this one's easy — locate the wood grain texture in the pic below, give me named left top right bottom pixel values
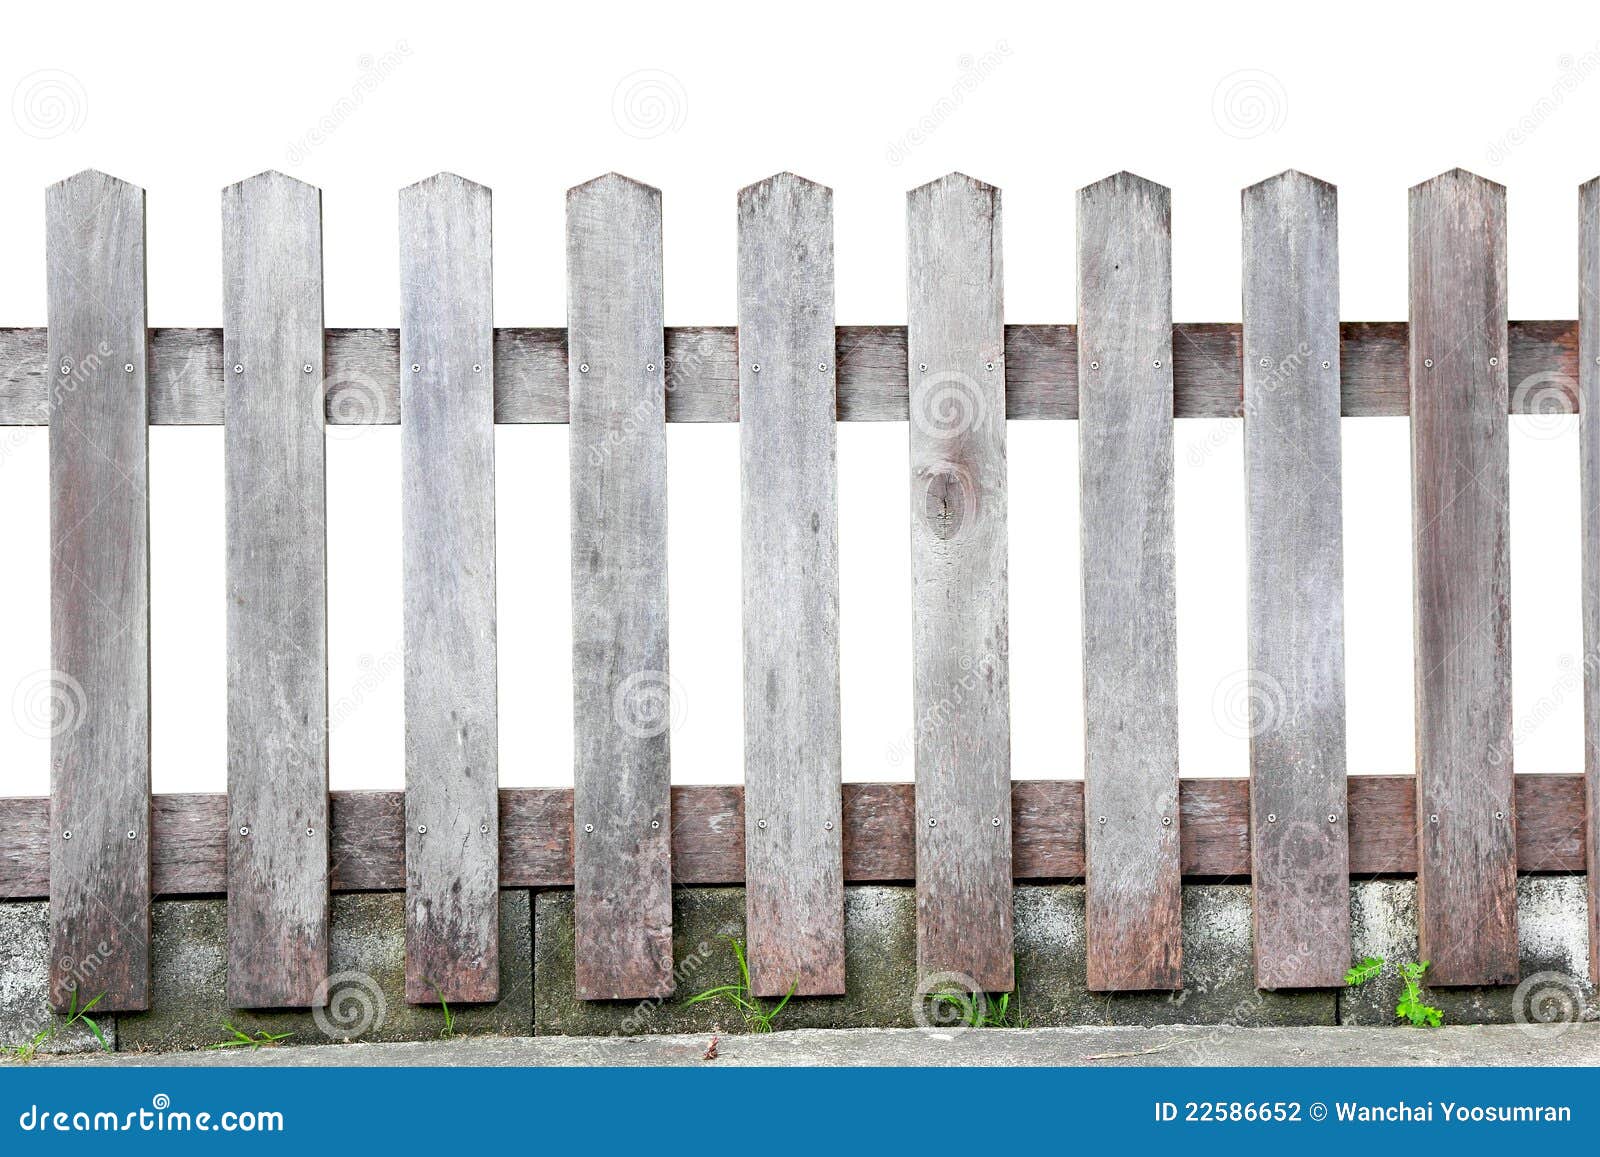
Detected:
left=567, top=174, right=674, bottom=1000
left=0, top=320, right=1581, bottom=425
left=1581, top=176, right=1600, bottom=984
left=222, top=171, right=330, bottom=1008
left=1241, top=171, right=1351, bottom=989
left=738, top=174, right=845, bottom=996
left=1410, top=169, right=1518, bottom=987
left=1077, top=172, right=1182, bottom=992
left=45, top=170, right=151, bottom=1012
left=0, top=774, right=1588, bottom=899
left=398, top=174, right=499, bottom=1004
left=906, top=174, right=1013, bottom=992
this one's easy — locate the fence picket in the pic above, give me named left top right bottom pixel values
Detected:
left=738, top=173, right=845, bottom=996
left=1241, top=172, right=1352, bottom=988
left=1078, top=172, right=1182, bottom=992
left=1579, top=175, right=1600, bottom=984
left=399, top=173, right=500, bottom=1004
left=222, top=171, right=330, bottom=1008
left=906, top=173, right=1013, bottom=992
left=568, top=174, right=674, bottom=1000
left=1409, top=168, right=1517, bottom=987
left=46, top=169, right=151, bottom=1012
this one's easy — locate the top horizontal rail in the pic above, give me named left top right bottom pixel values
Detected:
left=0, top=320, right=1578, bottom=425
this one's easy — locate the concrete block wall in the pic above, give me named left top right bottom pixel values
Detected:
left=2, top=880, right=1594, bottom=1054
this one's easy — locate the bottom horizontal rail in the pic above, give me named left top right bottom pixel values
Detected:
left=0, top=775, right=1584, bottom=900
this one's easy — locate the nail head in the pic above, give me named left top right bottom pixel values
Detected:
left=239, top=826, right=249, bottom=836
left=123, top=363, right=134, bottom=373
left=233, top=363, right=243, bottom=374
left=584, top=823, right=594, bottom=833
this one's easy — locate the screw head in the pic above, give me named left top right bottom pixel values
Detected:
left=417, top=824, right=427, bottom=834
left=1424, top=358, right=1434, bottom=369
left=123, top=363, right=134, bottom=373
left=59, top=361, right=71, bottom=375
left=480, top=824, right=490, bottom=834
left=472, top=363, right=483, bottom=373
left=1097, top=815, right=1107, bottom=825
left=1489, top=356, right=1499, bottom=367
left=928, top=818, right=937, bottom=827
left=1321, top=360, right=1331, bottom=370
left=579, top=362, right=590, bottom=374
left=918, top=362, right=928, bottom=372
left=1153, top=359, right=1162, bottom=369
left=1161, top=816, right=1172, bottom=827
left=992, top=816, right=1001, bottom=827
left=306, top=827, right=314, bottom=836
left=646, top=362, right=656, bottom=373
left=303, top=363, right=314, bottom=373
left=1494, top=810, right=1505, bottom=820
left=584, top=823, right=594, bottom=833
left=751, top=363, right=761, bottom=373
left=1429, top=813, right=1439, bottom=824
left=1267, top=813, right=1278, bottom=823
left=818, top=362, right=828, bottom=372
left=233, top=363, right=243, bottom=374
left=1328, top=813, right=1339, bottom=823
left=1258, top=357, right=1270, bottom=368
left=411, top=363, right=421, bottom=373
left=239, top=825, right=249, bottom=836
left=127, top=829, right=136, bottom=839
left=984, top=360, right=995, bottom=371
left=1090, top=360, right=1101, bottom=371
left=650, top=820, right=660, bottom=829
left=62, top=830, right=71, bottom=840
left=757, top=819, right=767, bottom=830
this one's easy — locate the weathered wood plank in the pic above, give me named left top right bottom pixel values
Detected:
left=1078, top=172, right=1182, bottom=992
left=1581, top=175, right=1600, bottom=984
left=906, top=173, right=1013, bottom=992
left=568, top=173, right=674, bottom=1000
left=45, top=169, right=151, bottom=1012
left=0, top=320, right=1581, bottom=425
left=0, top=775, right=1588, bottom=899
left=1410, top=168, right=1518, bottom=987
left=399, top=173, right=499, bottom=1004
left=1242, top=171, right=1351, bottom=989
left=222, top=171, right=330, bottom=1008
left=738, top=173, right=845, bottom=996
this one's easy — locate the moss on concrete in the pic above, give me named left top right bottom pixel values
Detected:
left=115, top=892, right=532, bottom=1052
left=1342, top=877, right=1597, bottom=1029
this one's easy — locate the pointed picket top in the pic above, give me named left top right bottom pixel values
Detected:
left=48, top=167, right=143, bottom=196
left=402, top=170, right=491, bottom=197
left=1079, top=170, right=1168, bottom=200
left=223, top=169, right=319, bottom=200
left=908, top=170, right=998, bottom=201
left=567, top=171, right=661, bottom=203
left=1409, top=166, right=1504, bottom=197
left=1244, top=168, right=1335, bottom=198
left=738, top=170, right=831, bottom=204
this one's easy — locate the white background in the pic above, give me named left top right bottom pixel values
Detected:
left=0, top=0, right=1592, bottom=796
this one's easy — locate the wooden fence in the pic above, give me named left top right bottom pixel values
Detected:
left=0, top=165, right=1597, bottom=1013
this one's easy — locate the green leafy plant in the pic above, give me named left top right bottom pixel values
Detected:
left=1342, top=954, right=1443, bottom=1028
left=423, top=978, right=457, bottom=1040
left=685, top=938, right=795, bottom=1033
left=210, top=1022, right=293, bottom=1050
left=6, top=990, right=110, bottom=1062
left=1343, top=956, right=1384, bottom=986
left=1396, top=960, right=1443, bottom=1028
left=927, top=987, right=1027, bottom=1028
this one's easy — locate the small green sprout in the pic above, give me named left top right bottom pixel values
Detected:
left=6, top=990, right=110, bottom=1063
left=210, top=1022, right=293, bottom=1050
left=685, top=938, right=795, bottom=1033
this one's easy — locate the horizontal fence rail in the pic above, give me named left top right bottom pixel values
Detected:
left=0, top=320, right=1582, bottom=424
left=7, top=166, right=1600, bottom=1015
